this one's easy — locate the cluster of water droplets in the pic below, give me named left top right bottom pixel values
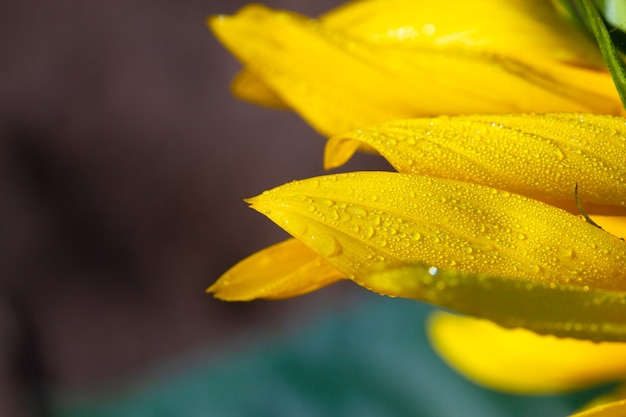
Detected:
left=252, top=171, right=626, bottom=294
left=336, top=113, right=626, bottom=206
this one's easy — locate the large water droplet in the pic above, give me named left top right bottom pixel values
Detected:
left=558, top=247, right=575, bottom=260
left=362, top=225, right=375, bottom=239
left=314, top=234, right=342, bottom=257
left=552, top=146, right=565, bottom=161
left=350, top=207, right=368, bottom=218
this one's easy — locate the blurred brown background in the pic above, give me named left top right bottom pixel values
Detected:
left=0, top=0, right=391, bottom=415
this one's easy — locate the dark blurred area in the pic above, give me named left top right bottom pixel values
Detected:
left=0, top=0, right=388, bottom=415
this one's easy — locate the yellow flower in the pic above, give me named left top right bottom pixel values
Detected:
left=208, top=113, right=626, bottom=415
left=209, top=0, right=622, bottom=136
left=208, top=1, right=626, bottom=414
left=210, top=111, right=626, bottom=329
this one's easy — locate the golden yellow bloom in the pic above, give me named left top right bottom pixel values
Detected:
left=209, top=0, right=622, bottom=136
left=210, top=113, right=626, bottom=343
left=209, top=1, right=626, bottom=413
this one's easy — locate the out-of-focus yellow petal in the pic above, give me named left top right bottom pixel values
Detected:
left=246, top=172, right=626, bottom=341
left=208, top=238, right=345, bottom=301
left=570, top=400, right=626, bottom=417
left=427, top=311, right=626, bottom=393
left=233, top=0, right=607, bottom=104
left=230, top=70, right=287, bottom=109
left=326, top=113, right=626, bottom=207
left=320, top=0, right=604, bottom=65
left=209, top=4, right=622, bottom=136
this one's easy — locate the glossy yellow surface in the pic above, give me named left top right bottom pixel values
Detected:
left=245, top=172, right=626, bottom=289
left=326, top=113, right=626, bottom=207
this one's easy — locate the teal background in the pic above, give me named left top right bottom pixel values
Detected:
left=51, top=294, right=610, bottom=417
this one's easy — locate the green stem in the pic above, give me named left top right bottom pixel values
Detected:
left=574, top=0, right=626, bottom=109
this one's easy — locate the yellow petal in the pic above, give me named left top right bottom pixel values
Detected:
left=428, top=311, right=626, bottom=393
left=570, top=400, right=626, bottom=417
left=319, top=0, right=604, bottom=66
left=208, top=238, right=345, bottom=301
left=232, top=0, right=607, bottom=105
left=209, top=5, right=622, bottom=136
left=592, top=215, right=626, bottom=239
left=247, top=172, right=626, bottom=290
left=326, top=113, right=626, bottom=207
left=230, top=70, right=287, bottom=109
left=247, top=172, right=626, bottom=341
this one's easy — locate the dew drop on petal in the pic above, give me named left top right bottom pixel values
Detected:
left=362, top=225, right=375, bottom=239
left=314, top=233, right=342, bottom=257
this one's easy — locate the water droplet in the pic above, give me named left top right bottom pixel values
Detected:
left=422, top=23, right=435, bottom=36
left=558, top=247, right=575, bottom=259
left=552, top=147, right=565, bottom=161
left=350, top=207, right=367, bottom=218
left=362, top=225, right=375, bottom=239
left=516, top=233, right=527, bottom=240
left=429, top=266, right=439, bottom=275
left=409, top=230, right=422, bottom=241
left=313, top=234, right=342, bottom=257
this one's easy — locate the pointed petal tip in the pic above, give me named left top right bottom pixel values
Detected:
left=243, top=195, right=262, bottom=207
left=206, top=277, right=226, bottom=296
left=206, top=14, right=229, bottom=32
left=324, top=134, right=361, bottom=170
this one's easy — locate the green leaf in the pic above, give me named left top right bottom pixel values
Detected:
left=574, top=0, right=626, bottom=108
